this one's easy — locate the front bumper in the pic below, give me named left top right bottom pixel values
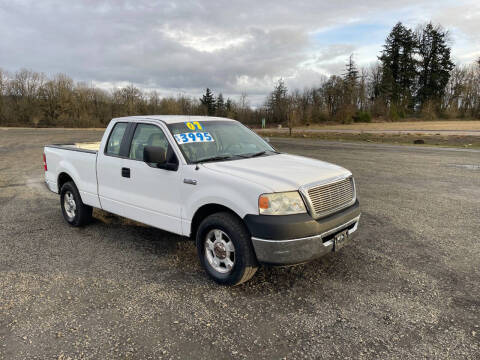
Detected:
left=244, top=201, right=360, bottom=265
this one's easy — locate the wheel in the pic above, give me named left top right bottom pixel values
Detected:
left=60, top=181, right=93, bottom=227
left=196, top=212, right=258, bottom=285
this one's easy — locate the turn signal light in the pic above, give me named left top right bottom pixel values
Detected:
left=258, top=195, right=269, bottom=209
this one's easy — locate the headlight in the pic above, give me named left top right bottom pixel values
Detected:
left=258, top=191, right=306, bottom=215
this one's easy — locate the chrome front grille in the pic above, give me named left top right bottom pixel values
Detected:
left=301, top=176, right=356, bottom=219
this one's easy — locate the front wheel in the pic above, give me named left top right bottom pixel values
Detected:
left=60, top=181, right=92, bottom=227
left=196, top=212, right=258, bottom=285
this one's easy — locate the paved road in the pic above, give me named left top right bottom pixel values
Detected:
left=1, top=129, right=479, bottom=359
left=257, top=128, right=480, bottom=136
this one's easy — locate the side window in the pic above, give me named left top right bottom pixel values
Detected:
left=106, top=122, right=128, bottom=156
left=129, top=124, right=169, bottom=161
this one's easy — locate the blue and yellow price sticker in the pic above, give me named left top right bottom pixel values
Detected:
left=185, top=121, right=203, bottom=131
left=174, top=132, right=214, bottom=144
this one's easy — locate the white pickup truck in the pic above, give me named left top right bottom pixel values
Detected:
left=44, top=116, right=360, bottom=285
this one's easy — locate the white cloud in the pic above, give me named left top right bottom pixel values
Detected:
left=159, top=26, right=251, bottom=53
left=0, top=0, right=478, bottom=105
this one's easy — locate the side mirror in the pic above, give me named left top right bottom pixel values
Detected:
left=144, top=145, right=178, bottom=171
left=144, top=145, right=166, bottom=164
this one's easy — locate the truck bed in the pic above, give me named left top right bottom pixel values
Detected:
left=44, top=142, right=100, bottom=207
left=46, top=142, right=101, bottom=153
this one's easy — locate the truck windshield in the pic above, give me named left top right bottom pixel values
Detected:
left=167, top=120, right=277, bottom=164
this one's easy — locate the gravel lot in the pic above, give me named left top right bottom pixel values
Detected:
left=1, top=128, right=479, bottom=359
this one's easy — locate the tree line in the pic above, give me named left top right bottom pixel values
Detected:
left=262, top=23, right=480, bottom=127
left=0, top=22, right=479, bottom=128
left=0, top=70, right=249, bottom=127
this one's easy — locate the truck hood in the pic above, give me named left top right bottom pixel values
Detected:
left=202, top=153, right=350, bottom=192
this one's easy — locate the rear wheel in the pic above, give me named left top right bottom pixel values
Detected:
left=60, top=181, right=92, bottom=227
left=196, top=212, right=258, bottom=285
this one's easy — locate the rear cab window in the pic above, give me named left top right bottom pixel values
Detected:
left=105, top=122, right=128, bottom=156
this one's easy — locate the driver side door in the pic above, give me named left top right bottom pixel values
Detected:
left=120, top=122, right=183, bottom=235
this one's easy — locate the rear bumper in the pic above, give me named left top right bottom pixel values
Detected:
left=45, top=179, right=58, bottom=193
left=244, top=201, right=360, bottom=265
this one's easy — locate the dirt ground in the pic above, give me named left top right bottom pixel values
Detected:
left=0, top=128, right=479, bottom=359
left=289, top=120, right=480, bottom=131
left=258, top=131, right=480, bottom=149
left=258, top=120, right=480, bottom=148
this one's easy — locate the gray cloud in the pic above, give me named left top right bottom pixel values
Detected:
left=0, top=0, right=478, bottom=104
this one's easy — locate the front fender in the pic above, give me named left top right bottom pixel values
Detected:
left=185, top=182, right=258, bottom=221
left=181, top=165, right=272, bottom=236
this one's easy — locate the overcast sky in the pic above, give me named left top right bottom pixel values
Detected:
left=0, top=0, right=479, bottom=105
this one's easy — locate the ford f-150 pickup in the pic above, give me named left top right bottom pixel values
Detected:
left=44, top=115, right=360, bottom=285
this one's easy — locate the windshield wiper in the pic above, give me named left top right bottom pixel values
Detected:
left=193, top=155, right=237, bottom=164
left=194, top=150, right=279, bottom=163
left=244, top=150, right=279, bottom=158
left=248, top=151, right=266, bottom=158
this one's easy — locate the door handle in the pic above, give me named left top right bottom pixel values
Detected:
left=121, top=167, right=130, bottom=178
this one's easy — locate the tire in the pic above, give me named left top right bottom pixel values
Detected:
left=196, top=212, right=258, bottom=285
left=60, top=181, right=93, bottom=227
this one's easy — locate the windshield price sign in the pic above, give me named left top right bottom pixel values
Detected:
left=174, top=132, right=214, bottom=144
left=185, top=121, right=203, bottom=130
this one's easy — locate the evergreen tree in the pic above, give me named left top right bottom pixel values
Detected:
left=225, top=98, right=233, bottom=112
left=266, top=79, right=289, bottom=123
left=200, top=88, right=216, bottom=116
left=416, top=23, right=454, bottom=107
left=343, top=54, right=359, bottom=84
left=379, top=22, right=417, bottom=114
left=216, top=93, right=225, bottom=116
left=343, top=54, right=359, bottom=109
